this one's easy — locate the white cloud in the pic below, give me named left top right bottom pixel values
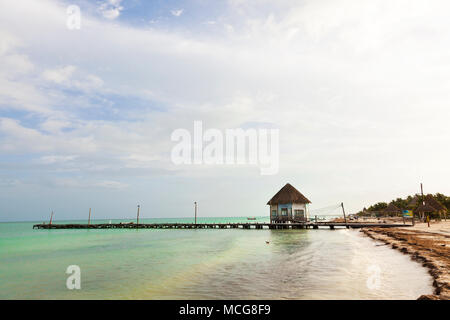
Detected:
left=38, top=155, right=79, bottom=164
left=0, top=30, right=50, bottom=115
left=99, top=0, right=123, bottom=20
left=1, top=50, right=34, bottom=75
left=52, top=178, right=128, bottom=189
left=42, top=65, right=76, bottom=84
left=41, top=65, right=104, bottom=91
left=122, top=154, right=158, bottom=168
left=94, top=180, right=128, bottom=189
left=0, top=117, right=97, bottom=154
left=171, top=9, right=184, bottom=17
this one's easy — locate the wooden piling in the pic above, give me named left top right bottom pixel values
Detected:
left=136, top=205, right=140, bottom=225
left=341, top=202, right=347, bottom=226
left=194, top=202, right=197, bottom=224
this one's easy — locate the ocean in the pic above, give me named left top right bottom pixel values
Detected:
left=0, top=217, right=433, bottom=299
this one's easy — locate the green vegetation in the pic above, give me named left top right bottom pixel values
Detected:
left=357, top=193, right=450, bottom=218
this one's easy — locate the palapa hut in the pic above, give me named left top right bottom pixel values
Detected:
left=267, top=183, right=311, bottom=223
left=383, top=203, right=402, bottom=216
left=408, top=194, right=447, bottom=220
left=407, top=195, right=420, bottom=209
left=414, top=203, right=436, bottom=220
left=424, top=195, right=448, bottom=220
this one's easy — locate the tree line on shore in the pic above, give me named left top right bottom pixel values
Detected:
left=357, top=193, right=449, bottom=218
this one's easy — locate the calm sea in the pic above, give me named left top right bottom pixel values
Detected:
left=0, top=217, right=433, bottom=299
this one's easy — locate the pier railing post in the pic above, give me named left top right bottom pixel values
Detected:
left=194, top=202, right=197, bottom=225
left=137, top=205, right=140, bottom=226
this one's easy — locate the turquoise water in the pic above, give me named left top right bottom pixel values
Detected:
left=0, top=217, right=433, bottom=299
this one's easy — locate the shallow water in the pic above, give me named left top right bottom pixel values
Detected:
left=0, top=217, right=434, bottom=299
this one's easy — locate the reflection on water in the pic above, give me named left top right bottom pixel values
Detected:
left=0, top=220, right=433, bottom=299
left=177, top=229, right=433, bottom=300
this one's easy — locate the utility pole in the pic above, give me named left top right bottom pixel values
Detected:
left=194, top=202, right=197, bottom=224
left=421, top=183, right=425, bottom=204
left=341, top=202, right=347, bottom=227
left=136, top=205, right=140, bottom=225
left=88, top=208, right=91, bottom=225
left=421, top=183, right=425, bottom=221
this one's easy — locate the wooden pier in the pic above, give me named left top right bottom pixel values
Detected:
left=32, top=222, right=410, bottom=230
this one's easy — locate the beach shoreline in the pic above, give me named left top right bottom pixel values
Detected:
left=361, top=221, right=450, bottom=300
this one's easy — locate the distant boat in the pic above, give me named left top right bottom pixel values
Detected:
left=247, top=217, right=256, bottom=220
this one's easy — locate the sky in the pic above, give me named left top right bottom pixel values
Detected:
left=0, top=0, right=449, bottom=222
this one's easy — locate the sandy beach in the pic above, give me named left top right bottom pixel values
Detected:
left=362, top=220, right=450, bottom=300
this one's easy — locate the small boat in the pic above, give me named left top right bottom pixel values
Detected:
left=247, top=217, right=256, bottom=220
left=265, top=241, right=270, bottom=244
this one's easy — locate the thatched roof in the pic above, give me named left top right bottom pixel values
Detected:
left=424, top=195, right=447, bottom=212
left=384, top=203, right=402, bottom=214
left=267, top=183, right=311, bottom=205
left=415, top=203, right=436, bottom=213
left=407, top=195, right=420, bottom=208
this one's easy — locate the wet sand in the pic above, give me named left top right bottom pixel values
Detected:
left=362, top=221, right=450, bottom=300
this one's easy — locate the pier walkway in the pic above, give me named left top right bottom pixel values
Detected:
left=33, top=222, right=411, bottom=230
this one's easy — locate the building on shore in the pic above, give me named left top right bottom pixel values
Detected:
left=408, top=194, right=447, bottom=220
left=424, top=195, right=448, bottom=220
left=267, top=183, right=311, bottom=223
left=383, top=203, right=402, bottom=217
left=407, top=195, right=421, bottom=209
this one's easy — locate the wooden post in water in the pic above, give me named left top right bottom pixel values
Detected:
left=88, top=208, right=91, bottom=225
left=194, top=202, right=197, bottom=224
left=49, top=211, right=54, bottom=225
left=341, top=202, right=347, bottom=226
left=136, top=205, right=140, bottom=225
